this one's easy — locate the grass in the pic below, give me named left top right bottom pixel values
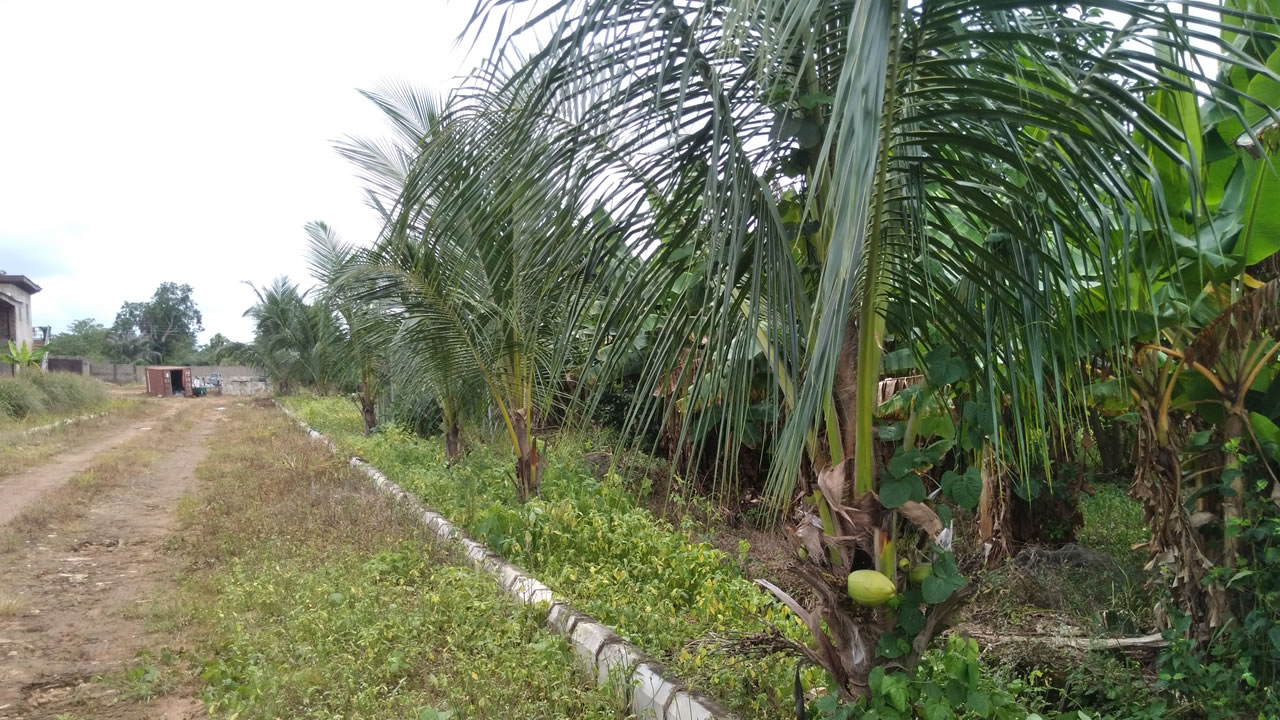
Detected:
left=152, top=403, right=627, bottom=719
left=0, top=396, right=147, bottom=478
left=1079, top=482, right=1148, bottom=560
left=101, top=649, right=181, bottom=701
left=0, top=371, right=109, bottom=421
left=958, top=478, right=1157, bottom=702
left=286, top=395, right=809, bottom=717
left=0, top=591, right=21, bottom=616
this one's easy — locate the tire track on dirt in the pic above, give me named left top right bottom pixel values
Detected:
left=0, top=401, right=182, bottom=526
left=0, top=401, right=220, bottom=719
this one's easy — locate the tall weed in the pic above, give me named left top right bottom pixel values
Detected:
left=0, top=372, right=107, bottom=420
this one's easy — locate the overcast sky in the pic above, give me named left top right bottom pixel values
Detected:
left=0, top=1, right=479, bottom=343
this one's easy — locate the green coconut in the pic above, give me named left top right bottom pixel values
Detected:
left=909, top=562, right=934, bottom=585
left=846, top=569, right=896, bottom=607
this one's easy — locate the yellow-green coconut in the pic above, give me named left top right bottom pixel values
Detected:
left=846, top=569, right=896, bottom=607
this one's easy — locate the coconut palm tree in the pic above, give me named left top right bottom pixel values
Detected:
left=105, top=331, right=159, bottom=366
left=306, top=220, right=394, bottom=435
left=454, top=0, right=1276, bottom=489
left=342, top=84, right=608, bottom=490
left=243, top=277, right=342, bottom=394
left=434, top=0, right=1280, bottom=697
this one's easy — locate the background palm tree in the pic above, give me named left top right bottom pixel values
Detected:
left=307, top=220, right=393, bottom=435
left=343, top=84, right=608, bottom=493
left=242, top=277, right=342, bottom=395
left=105, top=331, right=159, bottom=366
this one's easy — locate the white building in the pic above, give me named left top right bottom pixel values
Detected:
left=0, top=274, right=42, bottom=377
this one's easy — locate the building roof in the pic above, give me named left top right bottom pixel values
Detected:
left=145, top=365, right=192, bottom=370
left=0, top=275, right=41, bottom=294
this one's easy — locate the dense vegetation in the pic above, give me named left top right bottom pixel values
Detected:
left=0, top=371, right=107, bottom=422
left=251, top=2, right=1280, bottom=718
left=289, top=395, right=810, bottom=715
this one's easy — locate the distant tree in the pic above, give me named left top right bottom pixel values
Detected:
left=105, top=331, right=159, bottom=365
left=243, top=277, right=341, bottom=394
left=113, top=283, right=203, bottom=363
left=49, top=318, right=110, bottom=360
left=192, top=333, right=253, bottom=364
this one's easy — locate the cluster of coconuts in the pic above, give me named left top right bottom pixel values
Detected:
left=845, top=560, right=933, bottom=607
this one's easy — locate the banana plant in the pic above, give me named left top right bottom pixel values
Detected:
left=1, top=340, right=46, bottom=372
left=1083, top=0, right=1280, bottom=646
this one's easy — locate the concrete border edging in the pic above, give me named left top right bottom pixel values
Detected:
left=275, top=402, right=737, bottom=720
left=21, top=410, right=113, bottom=435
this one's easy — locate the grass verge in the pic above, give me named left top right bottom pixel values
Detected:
left=286, top=395, right=807, bottom=717
left=153, top=403, right=626, bottom=719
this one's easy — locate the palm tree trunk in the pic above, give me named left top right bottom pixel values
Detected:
left=445, top=421, right=461, bottom=462
left=358, top=374, right=378, bottom=435
left=359, top=394, right=377, bottom=435
left=512, top=408, right=539, bottom=502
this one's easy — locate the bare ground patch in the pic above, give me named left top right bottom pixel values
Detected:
left=0, top=398, right=168, bottom=523
left=0, top=401, right=216, bottom=720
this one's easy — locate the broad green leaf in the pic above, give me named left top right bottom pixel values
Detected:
left=942, top=467, right=983, bottom=510
left=898, top=600, right=925, bottom=635
left=1243, top=47, right=1280, bottom=127
left=923, top=700, right=951, bottom=720
left=887, top=447, right=927, bottom=478
left=916, top=412, right=956, bottom=441
left=924, top=345, right=967, bottom=387
left=967, top=689, right=992, bottom=718
left=935, top=504, right=953, bottom=527
left=1232, top=157, right=1280, bottom=265
left=922, top=575, right=957, bottom=604
left=880, top=474, right=924, bottom=509
left=1249, top=412, right=1280, bottom=462
left=869, top=665, right=887, bottom=693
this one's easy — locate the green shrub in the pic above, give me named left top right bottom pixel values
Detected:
left=1149, top=452, right=1280, bottom=719
left=811, top=636, right=1043, bottom=720
left=1078, top=484, right=1147, bottom=561
left=26, top=372, right=107, bottom=414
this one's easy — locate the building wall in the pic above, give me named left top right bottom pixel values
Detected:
left=87, top=362, right=138, bottom=384
left=222, top=377, right=271, bottom=395
left=0, top=283, right=35, bottom=351
left=85, top=362, right=265, bottom=386
left=0, top=299, right=12, bottom=378
left=46, top=356, right=89, bottom=375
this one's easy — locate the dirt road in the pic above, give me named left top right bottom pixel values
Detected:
left=0, top=400, right=218, bottom=719
left=0, top=402, right=183, bottom=526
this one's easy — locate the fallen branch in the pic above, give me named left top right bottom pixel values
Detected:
left=966, top=630, right=1166, bottom=652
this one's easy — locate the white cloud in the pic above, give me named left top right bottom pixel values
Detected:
left=0, top=0, right=477, bottom=342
